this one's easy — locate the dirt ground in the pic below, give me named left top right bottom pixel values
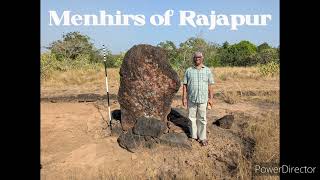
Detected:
left=41, top=68, right=279, bottom=179
left=41, top=95, right=278, bottom=179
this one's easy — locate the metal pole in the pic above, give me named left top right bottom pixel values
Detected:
left=103, top=45, right=112, bottom=126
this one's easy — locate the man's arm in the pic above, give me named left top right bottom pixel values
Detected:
left=182, top=84, right=188, bottom=107
left=208, top=68, right=214, bottom=107
left=182, top=69, right=189, bottom=108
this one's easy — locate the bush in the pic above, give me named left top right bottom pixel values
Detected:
left=258, top=61, right=279, bottom=77
left=41, top=52, right=60, bottom=79
left=108, top=52, right=125, bottom=68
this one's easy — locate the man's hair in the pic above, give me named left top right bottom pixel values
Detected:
left=193, top=52, right=203, bottom=58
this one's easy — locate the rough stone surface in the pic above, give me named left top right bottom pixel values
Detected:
left=118, top=44, right=181, bottom=130
left=214, top=115, right=234, bottom=129
left=144, top=137, right=158, bottom=149
left=159, top=132, right=191, bottom=149
left=167, top=121, right=185, bottom=133
left=117, top=130, right=145, bottom=152
left=110, top=120, right=123, bottom=136
left=169, top=117, right=190, bottom=134
left=167, top=108, right=191, bottom=136
left=132, top=117, right=167, bottom=137
left=168, top=108, right=188, bottom=119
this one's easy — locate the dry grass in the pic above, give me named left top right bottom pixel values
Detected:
left=42, top=66, right=278, bottom=87
left=42, top=68, right=120, bottom=87
left=213, top=66, right=278, bottom=81
left=238, top=111, right=280, bottom=180
left=249, top=112, right=280, bottom=163
left=41, top=66, right=279, bottom=97
left=41, top=68, right=121, bottom=97
left=220, top=88, right=240, bottom=104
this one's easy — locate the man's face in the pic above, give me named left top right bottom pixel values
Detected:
left=193, top=56, right=203, bottom=66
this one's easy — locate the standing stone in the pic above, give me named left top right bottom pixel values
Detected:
left=118, top=44, right=181, bottom=131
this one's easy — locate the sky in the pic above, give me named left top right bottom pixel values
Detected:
left=41, top=0, right=279, bottom=54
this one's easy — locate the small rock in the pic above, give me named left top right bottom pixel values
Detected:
left=214, top=115, right=234, bottom=129
left=159, top=132, right=191, bottom=149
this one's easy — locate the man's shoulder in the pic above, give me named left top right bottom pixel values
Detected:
left=185, top=67, right=193, bottom=72
left=203, top=66, right=212, bottom=72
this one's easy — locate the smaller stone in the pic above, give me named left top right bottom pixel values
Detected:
left=214, top=115, right=234, bottom=129
left=117, top=130, right=145, bottom=152
left=132, top=117, right=167, bottom=137
left=159, top=132, right=191, bottom=149
left=110, top=120, right=123, bottom=136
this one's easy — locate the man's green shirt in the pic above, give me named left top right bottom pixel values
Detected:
left=183, top=65, right=214, bottom=104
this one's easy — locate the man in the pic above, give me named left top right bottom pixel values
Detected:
left=182, top=52, right=214, bottom=146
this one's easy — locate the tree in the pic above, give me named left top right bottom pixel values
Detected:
left=178, top=37, right=219, bottom=68
left=220, top=40, right=258, bottom=66
left=222, top=41, right=229, bottom=49
left=47, top=31, right=104, bottom=63
left=257, top=42, right=271, bottom=52
left=158, top=41, right=178, bottom=66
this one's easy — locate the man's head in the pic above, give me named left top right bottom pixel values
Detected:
left=193, top=51, right=204, bottom=66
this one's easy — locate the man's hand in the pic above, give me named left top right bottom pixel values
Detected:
left=182, top=98, right=188, bottom=108
left=182, top=84, right=188, bottom=108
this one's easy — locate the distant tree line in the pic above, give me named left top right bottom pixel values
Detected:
left=41, top=31, right=279, bottom=78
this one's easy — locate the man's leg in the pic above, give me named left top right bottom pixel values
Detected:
left=198, top=102, right=207, bottom=141
left=196, top=105, right=201, bottom=139
left=188, top=101, right=198, bottom=139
